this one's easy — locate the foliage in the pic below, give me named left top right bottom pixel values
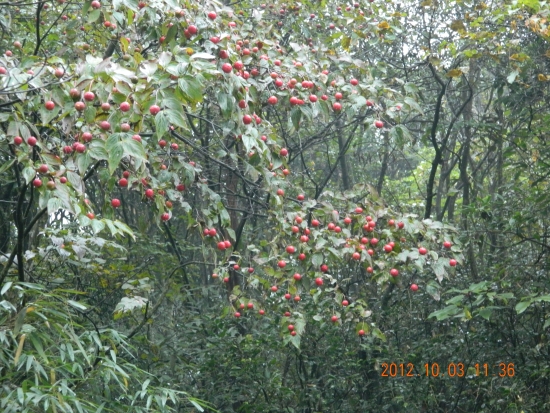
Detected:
left=1, top=0, right=550, bottom=411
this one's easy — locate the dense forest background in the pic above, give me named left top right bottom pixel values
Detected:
left=1, top=0, right=550, bottom=412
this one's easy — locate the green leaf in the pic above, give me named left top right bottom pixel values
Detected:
left=155, top=112, right=170, bottom=138
left=0, top=159, right=15, bottom=175
left=291, top=108, right=302, bottom=130
left=428, top=305, right=461, bottom=320
left=165, top=24, right=178, bottom=44
left=88, top=9, right=101, bottom=23
left=515, top=300, right=532, bottom=314
left=218, top=92, right=233, bottom=119
left=178, top=76, right=203, bottom=103
left=121, top=138, right=146, bottom=160
left=68, top=300, right=87, bottom=311
left=404, top=97, right=424, bottom=115
left=372, top=327, right=386, bottom=342
left=311, top=253, right=323, bottom=268
left=106, top=135, right=124, bottom=175
left=22, top=166, right=36, bottom=185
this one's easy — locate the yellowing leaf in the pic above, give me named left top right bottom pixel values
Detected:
left=420, top=0, right=432, bottom=6
left=377, top=21, right=390, bottom=29
left=537, top=74, right=547, bottom=81
left=450, top=20, right=466, bottom=32
left=341, top=36, right=351, bottom=51
left=26, top=306, right=35, bottom=313
left=446, top=69, right=463, bottom=78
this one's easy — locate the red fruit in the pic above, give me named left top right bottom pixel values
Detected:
left=132, top=134, right=142, bottom=142
left=298, top=253, right=306, bottom=260
left=279, top=148, right=288, bottom=157
left=320, top=264, right=328, bottom=273
left=149, top=105, right=161, bottom=115
left=224, top=240, right=231, bottom=248
left=300, top=235, right=308, bottom=243
left=390, top=268, right=399, bottom=277
left=74, top=102, right=85, bottom=111
left=259, top=309, right=265, bottom=315
left=327, top=223, right=335, bottom=231
left=344, top=217, right=352, bottom=225
left=388, top=219, right=395, bottom=226
left=332, top=102, right=342, bottom=111
left=158, top=140, right=167, bottom=148
left=161, top=213, right=170, bottom=221
left=176, top=184, right=185, bottom=191
left=358, top=330, right=365, bottom=336
left=335, top=92, right=343, bottom=100
left=352, top=252, right=361, bottom=260
left=355, top=207, right=363, bottom=214
left=111, top=199, right=121, bottom=208
left=288, top=324, right=294, bottom=331
left=315, top=277, right=323, bottom=286
left=188, top=25, right=198, bottom=35
left=449, top=259, right=457, bottom=267
left=45, top=101, right=55, bottom=110
left=367, top=249, right=374, bottom=256
left=60, top=177, right=67, bottom=184
left=350, top=78, right=359, bottom=86
left=0, top=67, right=6, bottom=75
left=268, top=96, right=278, bottom=105
left=207, top=11, right=217, bottom=20
left=342, top=300, right=349, bottom=306
left=120, top=101, right=130, bottom=112
left=86, top=212, right=95, bottom=220
left=293, top=273, right=301, bottom=281
left=233, top=61, right=244, bottom=70
left=384, top=244, right=393, bottom=253
left=83, top=91, right=95, bottom=101
left=331, top=315, right=338, bottom=322
left=119, top=178, right=128, bottom=187
left=418, top=247, right=427, bottom=255
left=248, top=267, right=254, bottom=273
left=81, top=132, right=93, bottom=142
left=277, top=260, right=286, bottom=268
left=99, top=121, right=110, bottom=130
left=366, top=266, right=373, bottom=273
left=210, top=36, right=220, bottom=44
left=410, top=284, right=419, bottom=292
left=91, top=0, right=100, bottom=8
left=223, top=277, right=230, bottom=283
left=37, top=164, right=48, bottom=174
left=222, top=63, right=232, bottom=73
left=397, top=222, right=405, bottom=229
left=145, top=189, right=154, bottom=198
left=75, top=143, right=86, bottom=153
left=361, top=237, right=369, bottom=244
left=13, top=136, right=23, bottom=145
left=211, top=273, right=218, bottom=279
left=243, top=115, right=252, bottom=125
left=284, top=293, right=291, bottom=300
left=370, top=238, right=378, bottom=246
left=286, top=246, right=296, bottom=254
left=290, top=331, right=297, bottom=336
left=233, top=264, right=240, bottom=270
left=321, top=94, right=328, bottom=101
left=101, top=102, right=111, bottom=111
left=234, top=312, right=241, bottom=318
left=312, top=219, right=320, bottom=227
left=217, top=242, right=226, bottom=250
left=294, top=295, right=300, bottom=302
left=366, top=100, right=374, bottom=107
left=276, top=188, right=284, bottom=196
left=238, top=100, right=247, bottom=109
left=443, top=241, right=452, bottom=249
left=32, top=178, right=42, bottom=188
left=271, top=286, right=278, bottom=292
left=219, top=50, right=229, bottom=59
left=297, top=194, right=305, bottom=201
left=375, top=120, right=384, bottom=128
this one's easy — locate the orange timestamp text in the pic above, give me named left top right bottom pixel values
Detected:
left=380, top=362, right=515, bottom=378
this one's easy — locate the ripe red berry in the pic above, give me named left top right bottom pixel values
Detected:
left=410, top=284, right=419, bottom=292
left=32, top=178, right=42, bottom=188
left=83, top=91, right=95, bottom=101
left=443, top=241, right=452, bottom=249
left=293, top=273, right=301, bottom=281
left=120, top=101, right=130, bottom=112
left=390, top=268, right=399, bottom=277
left=111, top=199, right=121, bottom=208
left=315, top=277, right=323, bottom=286
left=342, top=300, right=349, bottom=306
left=358, top=329, right=365, bottom=336
left=45, top=101, right=55, bottom=110
left=161, top=213, right=170, bottom=221
left=149, top=105, right=160, bottom=115
left=418, top=247, right=427, bottom=255
left=449, top=259, right=457, bottom=267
